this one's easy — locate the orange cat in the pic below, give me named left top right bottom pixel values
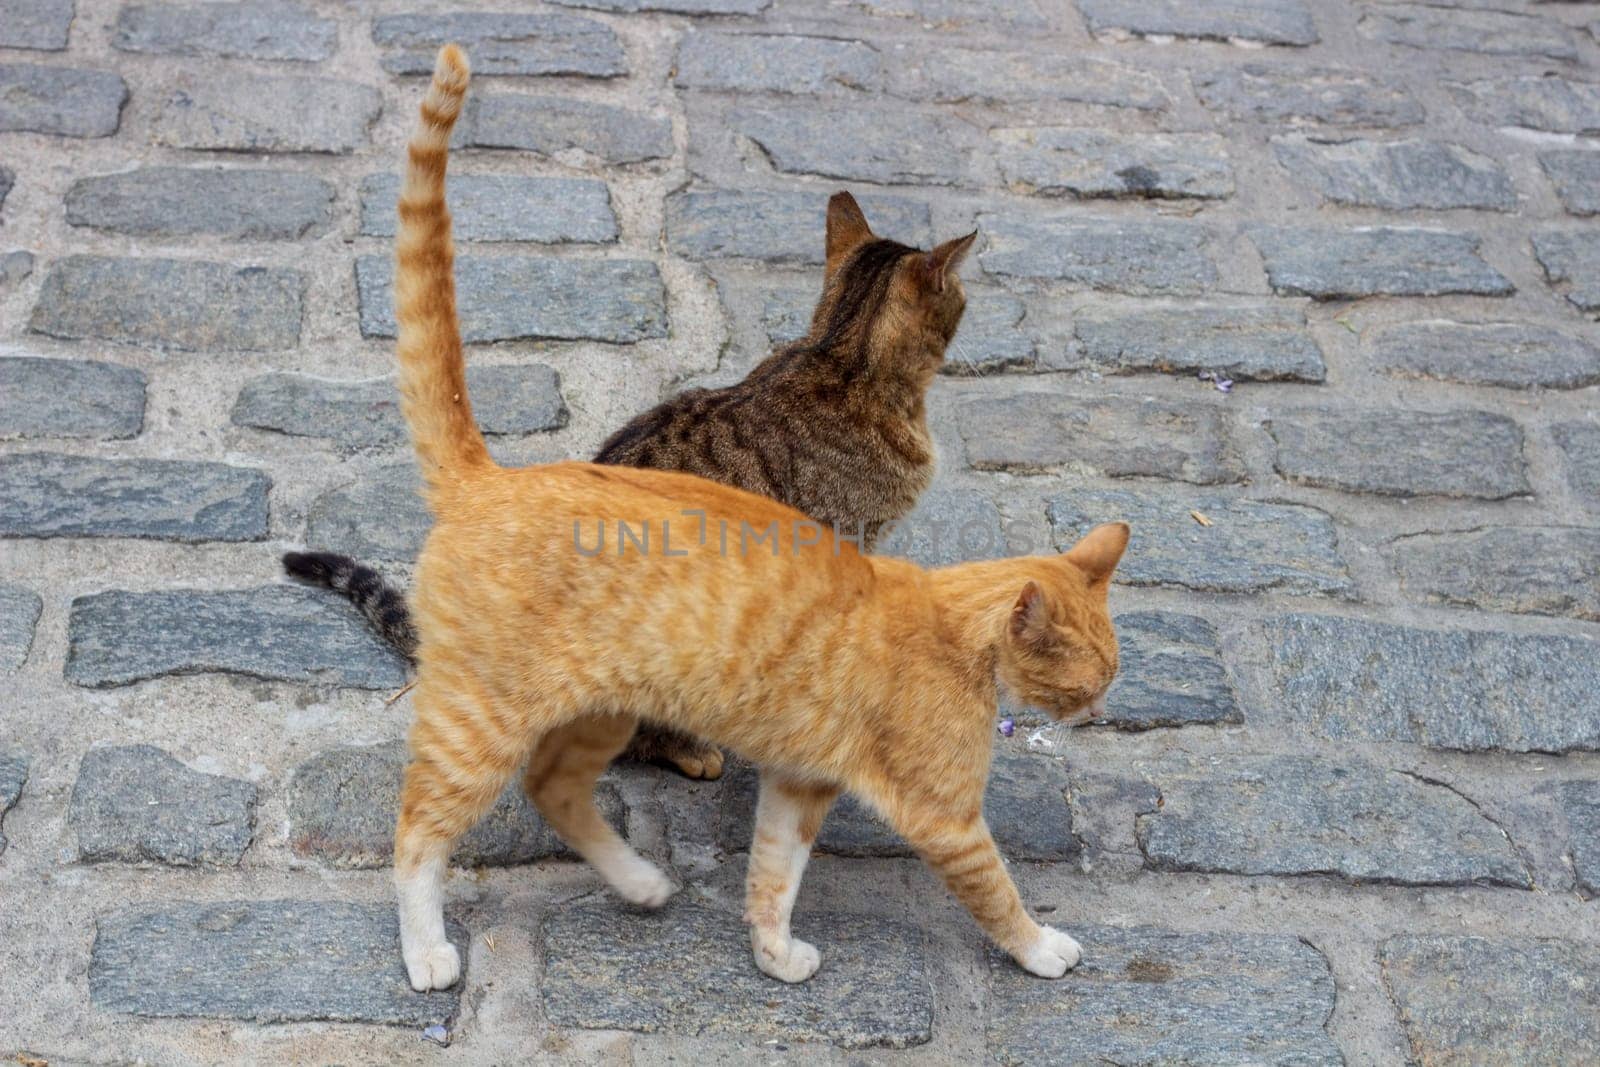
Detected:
left=389, top=47, right=1127, bottom=991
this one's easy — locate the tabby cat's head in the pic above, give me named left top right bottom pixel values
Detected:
left=805, top=191, right=977, bottom=375
left=996, top=523, right=1129, bottom=726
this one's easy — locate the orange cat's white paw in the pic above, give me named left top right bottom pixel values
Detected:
left=614, top=857, right=676, bottom=909
left=1018, top=926, right=1082, bottom=979
left=404, top=941, right=461, bottom=992
left=753, top=935, right=821, bottom=983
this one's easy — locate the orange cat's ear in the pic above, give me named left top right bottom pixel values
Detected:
left=1010, top=580, right=1053, bottom=644
left=1063, top=522, right=1130, bottom=587
left=920, top=231, right=978, bottom=293
left=825, top=191, right=874, bottom=278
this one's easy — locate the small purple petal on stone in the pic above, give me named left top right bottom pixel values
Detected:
left=999, top=718, right=1015, bottom=737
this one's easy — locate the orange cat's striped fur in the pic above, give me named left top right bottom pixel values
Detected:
left=391, top=47, right=1128, bottom=991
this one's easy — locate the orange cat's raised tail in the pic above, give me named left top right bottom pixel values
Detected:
left=394, top=44, right=490, bottom=502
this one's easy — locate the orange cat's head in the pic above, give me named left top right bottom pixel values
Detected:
left=996, top=522, right=1129, bottom=726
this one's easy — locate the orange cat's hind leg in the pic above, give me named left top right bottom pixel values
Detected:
left=394, top=683, right=534, bottom=992
left=744, top=773, right=838, bottom=983
left=524, top=713, right=676, bottom=908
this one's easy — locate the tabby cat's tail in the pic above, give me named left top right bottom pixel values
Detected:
left=395, top=44, right=492, bottom=501
left=283, top=551, right=419, bottom=662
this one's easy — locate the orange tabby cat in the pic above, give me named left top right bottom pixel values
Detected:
left=389, top=46, right=1127, bottom=991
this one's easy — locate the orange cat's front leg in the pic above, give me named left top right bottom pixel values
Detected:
left=743, top=773, right=838, bottom=983
left=900, top=809, right=1082, bottom=978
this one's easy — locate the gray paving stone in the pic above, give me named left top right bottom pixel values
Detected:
left=67, top=586, right=408, bottom=689
left=667, top=189, right=932, bottom=263
left=1532, top=230, right=1600, bottom=314
left=464, top=94, right=671, bottom=164
left=1048, top=490, right=1352, bottom=597
left=0, top=64, right=127, bottom=137
left=1074, top=302, right=1326, bottom=382
left=1381, top=936, right=1600, bottom=1064
left=0, top=250, right=32, bottom=285
left=355, top=255, right=665, bottom=344
left=1390, top=527, right=1600, bottom=621
left=897, top=51, right=1167, bottom=110
left=1272, top=136, right=1514, bottom=211
left=0, top=453, right=268, bottom=542
left=717, top=749, right=1077, bottom=861
left=373, top=12, right=624, bottom=77
left=289, top=741, right=625, bottom=868
left=358, top=173, right=615, bottom=243
left=233, top=365, right=568, bottom=449
left=0, top=0, right=73, bottom=49
left=306, top=463, right=429, bottom=563
left=1268, top=410, right=1529, bottom=499
left=114, top=2, right=335, bottom=61
left=1563, top=782, right=1600, bottom=895
left=1553, top=422, right=1600, bottom=501
left=1265, top=613, right=1600, bottom=753
left=1539, top=150, right=1600, bottom=215
left=987, top=926, right=1339, bottom=1066
left=944, top=296, right=1037, bottom=374
left=1361, top=4, right=1576, bottom=59
left=70, top=745, right=256, bottom=867
left=1250, top=226, right=1513, bottom=299
left=878, top=485, right=1007, bottom=567
left=0, top=753, right=26, bottom=856
left=31, top=256, right=303, bottom=351
left=1370, top=321, right=1600, bottom=390
left=1077, top=0, right=1317, bottom=45
left=996, top=129, right=1233, bottom=201
left=1193, top=64, right=1423, bottom=126
left=676, top=32, right=882, bottom=94
left=552, top=0, right=768, bottom=11
left=1138, top=755, right=1529, bottom=887
left=0, top=585, right=41, bottom=673
left=0, top=166, right=11, bottom=211
left=91, top=901, right=465, bottom=1025
left=849, top=0, right=1047, bottom=27
left=958, top=394, right=1243, bottom=485
left=151, top=73, right=380, bottom=153
left=729, top=104, right=980, bottom=187
left=1101, top=612, right=1241, bottom=730
left=979, top=215, right=1217, bottom=294
left=0, top=357, right=146, bottom=439
left=66, top=167, right=335, bottom=239
left=543, top=901, right=932, bottom=1049
left=1448, top=75, right=1600, bottom=135
left=764, top=287, right=1033, bottom=373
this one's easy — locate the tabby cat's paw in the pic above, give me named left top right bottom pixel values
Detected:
left=754, top=935, right=821, bottom=983
left=1018, top=926, right=1082, bottom=979
left=404, top=941, right=461, bottom=992
left=668, top=742, right=725, bottom=781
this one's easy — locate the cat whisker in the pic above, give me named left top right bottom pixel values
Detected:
left=950, top=336, right=987, bottom=379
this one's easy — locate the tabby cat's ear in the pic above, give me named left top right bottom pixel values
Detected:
left=825, top=191, right=874, bottom=278
left=1010, top=580, right=1053, bottom=643
left=1063, top=522, right=1130, bottom=587
left=921, top=231, right=978, bottom=293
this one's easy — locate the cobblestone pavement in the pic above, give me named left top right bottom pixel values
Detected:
left=2, top=0, right=1599, bottom=1063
